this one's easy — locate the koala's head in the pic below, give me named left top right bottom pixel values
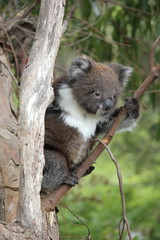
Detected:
left=68, top=56, right=133, bottom=115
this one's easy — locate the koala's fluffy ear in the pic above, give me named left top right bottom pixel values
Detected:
left=107, top=63, right=133, bottom=86
left=69, top=56, right=92, bottom=79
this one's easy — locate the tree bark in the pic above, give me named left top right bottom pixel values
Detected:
left=18, top=0, right=66, bottom=237
left=0, top=47, right=19, bottom=222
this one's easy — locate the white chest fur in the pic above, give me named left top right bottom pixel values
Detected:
left=58, top=84, right=101, bottom=140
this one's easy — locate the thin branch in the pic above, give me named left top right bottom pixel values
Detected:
left=101, top=0, right=156, bottom=16
left=59, top=201, right=91, bottom=240
left=65, top=0, right=80, bottom=21
left=41, top=37, right=160, bottom=211
left=3, top=29, right=20, bottom=79
left=93, top=139, right=132, bottom=240
left=66, top=32, right=92, bottom=47
left=55, top=64, right=67, bottom=74
left=75, top=17, right=131, bottom=47
left=64, top=15, right=130, bottom=48
left=15, top=25, right=35, bottom=37
left=64, top=16, right=102, bottom=38
left=0, top=60, right=19, bottom=87
left=92, top=33, right=130, bottom=47
left=149, top=36, right=160, bottom=71
left=134, top=64, right=160, bottom=99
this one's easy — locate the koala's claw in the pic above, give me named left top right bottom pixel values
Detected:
left=125, top=97, right=139, bottom=119
left=64, top=171, right=78, bottom=187
left=83, top=166, right=95, bottom=177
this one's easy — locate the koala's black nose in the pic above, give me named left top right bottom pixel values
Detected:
left=104, top=98, right=113, bottom=111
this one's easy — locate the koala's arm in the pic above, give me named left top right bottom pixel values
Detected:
left=96, top=97, right=140, bottom=134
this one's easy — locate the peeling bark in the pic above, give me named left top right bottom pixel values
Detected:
left=0, top=47, right=19, bottom=222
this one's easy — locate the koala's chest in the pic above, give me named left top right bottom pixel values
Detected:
left=61, top=112, right=100, bottom=141
left=59, top=112, right=101, bottom=164
left=45, top=110, right=100, bottom=164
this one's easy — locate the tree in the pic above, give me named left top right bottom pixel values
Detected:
left=0, top=0, right=66, bottom=239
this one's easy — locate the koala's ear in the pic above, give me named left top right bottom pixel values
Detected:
left=69, top=56, right=92, bottom=79
left=107, top=63, right=133, bottom=86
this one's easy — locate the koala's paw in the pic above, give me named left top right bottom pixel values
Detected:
left=64, top=170, right=78, bottom=187
left=83, top=166, right=95, bottom=177
left=125, top=97, right=139, bottom=119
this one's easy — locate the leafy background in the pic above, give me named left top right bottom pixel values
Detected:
left=1, top=0, right=160, bottom=239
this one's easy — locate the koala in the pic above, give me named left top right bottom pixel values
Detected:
left=41, top=56, right=139, bottom=193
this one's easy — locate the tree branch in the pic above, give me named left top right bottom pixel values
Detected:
left=0, top=60, right=19, bottom=87
left=101, top=0, right=156, bottom=16
left=149, top=36, right=160, bottom=71
left=41, top=37, right=160, bottom=211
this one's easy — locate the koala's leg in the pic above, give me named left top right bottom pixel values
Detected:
left=41, top=149, right=78, bottom=194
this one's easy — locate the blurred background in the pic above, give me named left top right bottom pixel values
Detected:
left=0, top=0, right=160, bottom=239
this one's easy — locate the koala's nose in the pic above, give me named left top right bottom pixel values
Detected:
left=104, top=98, right=113, bottom=111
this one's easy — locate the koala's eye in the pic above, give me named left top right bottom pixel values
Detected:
left=94, top=91, right=101, bottom=97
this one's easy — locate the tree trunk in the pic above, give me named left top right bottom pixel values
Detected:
left=18, top=0, right=66, bottom=237
left=0, top=0, right=66, bottom=239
